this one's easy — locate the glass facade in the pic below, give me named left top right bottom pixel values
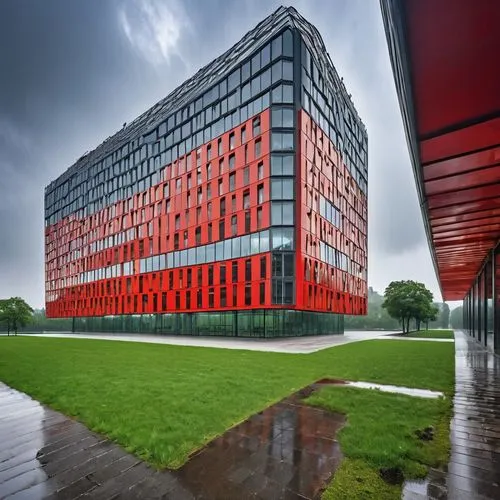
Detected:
left=463, top=244, right=500, bottom=354
left=73, top=309, right=343, bottom=337
left=44, top=7, right=367, bottom=337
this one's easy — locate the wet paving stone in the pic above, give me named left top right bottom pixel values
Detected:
left=403, top=331, right=500, bottom=500
left=0, top=381, right=345, bottom=499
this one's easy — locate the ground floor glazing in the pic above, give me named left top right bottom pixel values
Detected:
left=73, top=309, right=344, bottom=337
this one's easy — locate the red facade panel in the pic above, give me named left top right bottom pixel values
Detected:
left=295, top=111, right=368, bottom=315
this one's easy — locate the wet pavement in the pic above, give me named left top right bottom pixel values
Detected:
left=0, top=382, right=345, bottom=499
left=20, top=330, right=391, bottom=354
left=403, top=331, right=500, bottom=500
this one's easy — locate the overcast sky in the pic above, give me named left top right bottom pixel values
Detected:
left=0, top=0, right=450, bottom=309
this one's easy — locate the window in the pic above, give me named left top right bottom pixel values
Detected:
left=175, top=214, right=180, bottom=230
left=197, top=267, right=203, bottom=286
left=271, top=132, right=294, bottom=151
left=252, top=117, right=261, bottom=136
left=271, top=154, right=294, bottom=175
left=260, top=256, right=267, bottom=279
left=243, top=190, right=250, bottom=209
left=283, top=29, right=293, bottom=57
left=220, top=197, right=226, bottom=216
left=271, top=178, right=294, bottom=200
left=207, top=184, right=212, bottom=200
left=206, top=162, right=212, bottom=179
left=229, top=132, right=235, bottom=150
left=231, top=215, right=238, bottom=236
left=219, top=219, right=225, bottom=239
left=243, top=166, right=250, bottom=185
left=258, top=162, right=264, bottom=180
left=272, top=253, right=282, bottom=277
left=232, top=261, right=238, bottom=282
left=257, top=184, right=264, bottom=204
left=197, top=187, right=202, bottom=204
left=284, top=280, right=293, bottom=304
left=187, top=269, right=192, bottom=287
left=219, top=157, right=224, bottom=174
left=254, top=139, right=261, bottom=158
left=241, top=126, right=246, bottom=143
left=207, top=144, right=212, bottom=160
left=218, top=138, right=223, bottom=156
left=220, top=265, right=226, bottom=284
left=195, top=226, right=201, bottom=245
left=186, top=290, right=191, bottom=309
left=208, top=222, right=213, bottom=242
left=232, top=285, right=238, bottom=306
left=284, top=253, right=294, bottom=276
left=208, top=265, right=214, bottom=286
left=229, top=172, right=236, bottom=191
left=197, top=289, right=202, bottom=308
left=257, top=206, right=263, bottom=229
left=175, top=292, right=180, bottom=309
left=218, top=178, right=223, bottom=196
left=259, top=283, right=266, bottom=305
left=231, top=194, right=237, bottom=212
left=271, top=202, right=294, bottom=225
left=245, top=259, right=252, bottom=281
left=245, top=285, right=251, bottom=306
left=220, top=287, right=227, bottom=307
left=271, top=107, right=294, bottom=128
left=229, top=153, right=235, bottom=170
left=245, top=211, right=251, bottom=233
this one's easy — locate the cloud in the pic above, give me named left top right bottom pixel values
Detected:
left=118, top=0, right=187, bottom=66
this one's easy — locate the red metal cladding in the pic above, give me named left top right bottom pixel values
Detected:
left=400, top=0, right=500, bottom=300
left=295, top=111, right=368, bottom=315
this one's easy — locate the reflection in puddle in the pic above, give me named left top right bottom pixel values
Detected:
left=176, top=396, right=346, bottom=499
left=316, top=379, right=444, bottom=399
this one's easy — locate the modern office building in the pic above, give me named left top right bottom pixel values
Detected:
left=45, top=6, right=368, bottom=337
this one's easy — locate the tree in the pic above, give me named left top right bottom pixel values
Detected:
left=382, top=280, right=435, bottom=333
left=0, top=297, right=34, bottom=336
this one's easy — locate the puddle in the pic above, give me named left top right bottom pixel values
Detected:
left=176, top=391, right=346, bottom=499
left=315, top=379, right=444, bottom=399
left=402, top=469, right=447, bottom=499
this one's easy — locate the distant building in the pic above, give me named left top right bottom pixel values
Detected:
left=44, top=6, right=368, bottom=337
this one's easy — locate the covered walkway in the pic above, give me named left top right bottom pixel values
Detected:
left=380, top=0, right=500, bottom=355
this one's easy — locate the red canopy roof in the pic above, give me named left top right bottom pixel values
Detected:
left=380, top=0, right=500, bottom=300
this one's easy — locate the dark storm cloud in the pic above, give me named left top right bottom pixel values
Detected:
left=0, top=0, right=437, bottom=307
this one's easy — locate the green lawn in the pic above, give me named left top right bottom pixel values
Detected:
left=405, top=329, right=454, bottom=339
left=307, top=387, right=452, bottom=499
left=0, top=336, right=454, bottom=471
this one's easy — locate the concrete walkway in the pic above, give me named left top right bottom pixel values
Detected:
left=20, top=330, right=391, bottom=354
left=376, top=336, right=454, bottom=343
